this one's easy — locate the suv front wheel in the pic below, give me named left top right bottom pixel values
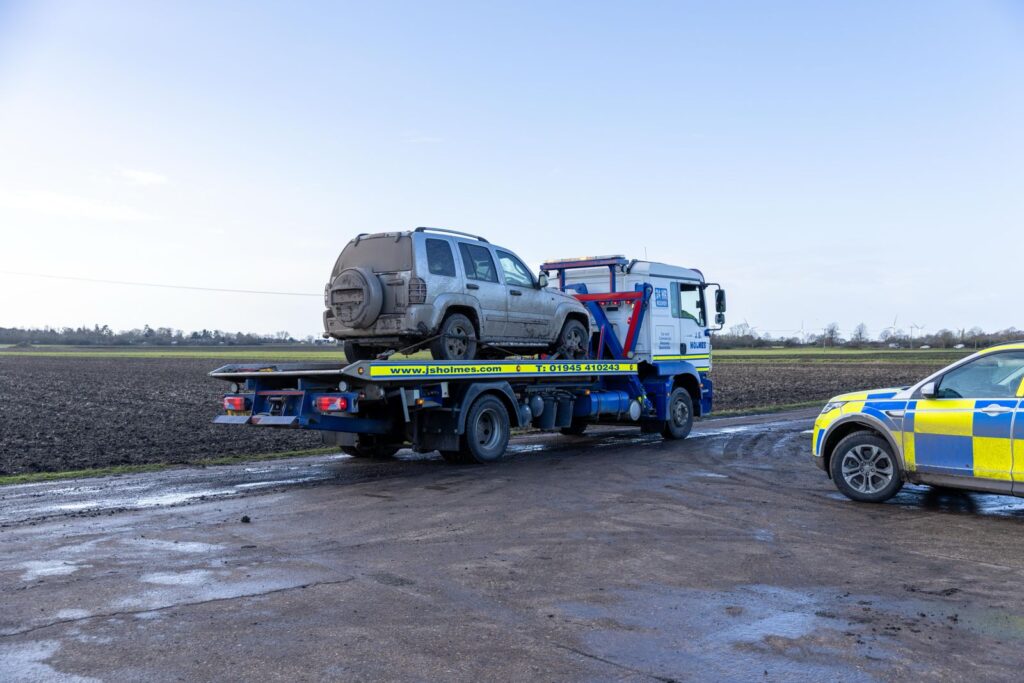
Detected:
left=431, top=313, right=478, bottom=361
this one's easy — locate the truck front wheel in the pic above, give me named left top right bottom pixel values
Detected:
left=662, top=387, right=694, bottom=440
left=460, top=394, right=510, bottom=463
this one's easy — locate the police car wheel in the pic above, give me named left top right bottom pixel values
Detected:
left=461, top=395, right=510, bottom=463
left=830, top=432, right=903, bottom=503
left=662, top=388, right=694, bottom=440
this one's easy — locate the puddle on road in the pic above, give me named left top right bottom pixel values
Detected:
left=826, top=484, right=1024, bottom=519
left=18, top=560, right=89, bottom=582
left=0, top=640, right=100, bottom=683
left=234, top=477, right=321, bottom=490
left=560, top=584, right=885, bottom=682
left=123, top=539, right=223, bottom=554
left=141, top=569, right=217, bottom=586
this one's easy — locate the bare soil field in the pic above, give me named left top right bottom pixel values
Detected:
left=0, top=356, right=321, bottom=475
left=0, top=354, right=945, bottom=475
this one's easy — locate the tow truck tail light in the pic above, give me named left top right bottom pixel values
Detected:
left=223, top=396, right=248, bottom=411
left=316, top=395, right=349, bottom=412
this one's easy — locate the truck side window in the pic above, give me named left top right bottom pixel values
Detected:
left=671, top=282, right=706, bottom=325
left=425, top=238, right=456, bottom=277
left=496, top=250, right=534, bottom=288
left=458, top=243, right=499, bottom=283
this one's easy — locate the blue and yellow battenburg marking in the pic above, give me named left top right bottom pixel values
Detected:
left=366, top=361, right=637, bottom=379
left=906, top=398, right=1021, bottom=480
left=815, top=391, right=1024, bottom=481
left=651, top=354, right=711, bottom=371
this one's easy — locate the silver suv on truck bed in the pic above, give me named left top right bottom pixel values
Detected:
left=323, top=227, right=590, bottom=362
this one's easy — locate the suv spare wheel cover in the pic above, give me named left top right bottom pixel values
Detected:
left=329, top=267, right=383, bottom=328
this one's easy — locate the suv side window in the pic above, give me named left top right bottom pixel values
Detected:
left=458, top=243, right=499, bottom=283
left=496, top=250, right=534, bottom=288
left=937, top=351, right=1024, bottom=399
left=425, top=238, right=456, bottom=277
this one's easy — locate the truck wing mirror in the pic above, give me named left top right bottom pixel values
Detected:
left=715, top=289, right=727, bottom=313
left=920, top=381, right=938, bottom=399
left=715, top=312, right=726, bottom=326
left=537, top=272, right=549, bottom=288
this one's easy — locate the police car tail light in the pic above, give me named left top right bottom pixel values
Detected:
left=316, top=395, right=349, bottom=412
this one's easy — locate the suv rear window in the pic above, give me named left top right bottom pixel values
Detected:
left=458, top=243, right=498, bottom=283
left=425, top=238, right=456, bottom=277
left=337, top=234, right=413, bottom=273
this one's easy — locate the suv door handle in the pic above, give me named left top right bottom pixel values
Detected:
left=466, top=283, right=479, bottom=290
left=510, top=289, right=522, bottom=296
left=980, top=404, right=1013, bottom=415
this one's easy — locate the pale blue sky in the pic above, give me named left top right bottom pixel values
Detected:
left=1, top=1, right=1021, bottom=338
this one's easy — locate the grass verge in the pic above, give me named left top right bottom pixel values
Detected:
left=0, top=447, right=337, bottom=486
left=710, top=400, right=824, bottom=417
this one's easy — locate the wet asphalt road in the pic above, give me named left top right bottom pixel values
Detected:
left=4, top=409, right=1024, bottom=682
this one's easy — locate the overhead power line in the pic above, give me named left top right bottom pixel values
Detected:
left=0, top=270, right=321, bottom=297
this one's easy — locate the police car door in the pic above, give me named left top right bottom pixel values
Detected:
left=910, top=350, right=1024, bottom=490
left=671, top=281, right=710, bottom=369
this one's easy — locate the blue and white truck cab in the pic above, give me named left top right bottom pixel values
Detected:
left=542, top=256, right=725, bottom=369
left=211, top=254, right=726, bottom=464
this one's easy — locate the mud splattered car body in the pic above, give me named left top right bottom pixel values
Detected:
left=323, top=228, right=590, bottom=362
left=812, top=342, right=1024, bottom=502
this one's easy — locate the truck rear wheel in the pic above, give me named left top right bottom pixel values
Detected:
left=460, top=394, right=510, bottom=463
left=662, top=387, right=694, bottom=440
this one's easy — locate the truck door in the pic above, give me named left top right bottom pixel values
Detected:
left=671, top=281, right=710, bottom=370
left=496, top=249, right=551, bottom=340
left=457, top=242, right=507, bottom=338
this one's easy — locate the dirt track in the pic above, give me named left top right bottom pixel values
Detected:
left=0, top=355, right=944, bottom=475
left=3, top=411, right=1024, bottom=681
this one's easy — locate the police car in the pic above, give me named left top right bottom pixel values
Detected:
left=812, top=343, right=1024, bottom=503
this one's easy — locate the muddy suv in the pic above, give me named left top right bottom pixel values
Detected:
left=323, top=227, right=590, bottom=362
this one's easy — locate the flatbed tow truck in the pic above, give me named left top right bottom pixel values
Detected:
left=211, top=256, right=726, bottom=463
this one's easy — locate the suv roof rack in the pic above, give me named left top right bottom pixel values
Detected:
left=414, top=226, right=489, bottom=243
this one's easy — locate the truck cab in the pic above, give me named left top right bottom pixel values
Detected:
left=541, top=256, right=726, bottom=368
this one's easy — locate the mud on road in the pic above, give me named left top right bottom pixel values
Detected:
left=3, top=410, right=1024, bottom=681
left=0, top=354, right=944, bottom=475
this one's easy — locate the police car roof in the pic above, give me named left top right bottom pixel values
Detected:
left=978, top=341, right=1024, bottom=355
